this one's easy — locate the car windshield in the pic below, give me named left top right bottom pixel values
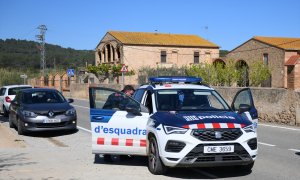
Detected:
left=22, top=91, right=66, bottom=104
left=155, top=89, right=230, bottom=111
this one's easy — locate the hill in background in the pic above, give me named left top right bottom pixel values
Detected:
left=0, top=39, right=95, bottom=71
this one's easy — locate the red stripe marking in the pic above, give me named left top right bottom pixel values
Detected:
left=111, top=138, right=119, bottom=145
left=126, top=139, right=133, bottom=146
left=140, top=139, right=146, bottom=147
left=197, top=123, right=205, bottom=129
left=227, top=123, right=235, bottom=128
left=212, top=123, right=221, bottom=129
left=183, top=125, right=189, bottom=129
left=97, top=138, right=104, bottom=145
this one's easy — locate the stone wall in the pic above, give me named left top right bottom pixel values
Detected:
left=215, top=87, right=300, bottom=126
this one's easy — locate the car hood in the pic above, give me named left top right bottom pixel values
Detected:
left=150, top=111, right=252, bottom=128
left=22, top=103, right=72, bottom=114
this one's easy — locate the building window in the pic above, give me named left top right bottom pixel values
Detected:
left=161, top=51, right=167, bottom=63
left=263, top=53, right=268, bottom=65
left=194, top=52, right=199, bottom=64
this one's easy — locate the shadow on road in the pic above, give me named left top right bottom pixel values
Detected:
left=94, top=154, right=252, bottom=179
left=0, top=153, right=36, bottom=172
left=296, top=152, right=300, bottom=156
left=94, top=154, right=147, bottom=167
left=23, top=129, right=79, bottom=138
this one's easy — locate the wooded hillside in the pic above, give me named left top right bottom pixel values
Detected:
left=0, top=39, right=95, bottom=70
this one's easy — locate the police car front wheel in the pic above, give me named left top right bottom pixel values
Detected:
left=148, top=137, right=167, bottom=175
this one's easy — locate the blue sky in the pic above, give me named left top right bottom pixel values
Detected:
left=0, top=0, right=299, bottom=50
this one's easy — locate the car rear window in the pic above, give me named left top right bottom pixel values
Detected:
left=8, top=87, right=31, bottom=95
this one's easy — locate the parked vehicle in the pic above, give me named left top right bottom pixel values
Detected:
left=0, top=85, right=32, bottom=117
left=9, top=88, right=77, bottom=135
left=89, top=76, right=258, bottom=175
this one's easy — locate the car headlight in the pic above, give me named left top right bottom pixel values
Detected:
left=243, top=124, right=255, bottom=133
left=22, top=110, right=37, bottom=118
left=163, top=125, right=188, bottom=134
left=65, top=108, right=76, bottom=116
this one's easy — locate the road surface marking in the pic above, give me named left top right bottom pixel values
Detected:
left=258, top=142, right=276, bottom=147
left=259, top=124, right=300, bottom=132
left=73, top=98, right=89, bottom=101
left=288, top=149, right=300, bottom=152
left=77, top=126, right=92, bottom=133
left=72, top=104, right=89, bottom=109
left=191, top=168, right=218, bottom=179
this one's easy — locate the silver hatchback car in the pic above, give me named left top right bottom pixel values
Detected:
left=9, top=88, right=77, bottom=135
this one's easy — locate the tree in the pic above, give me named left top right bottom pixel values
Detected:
left=249, top=61, right=271, bottom=86
left=87, top=64, right=134, bottom=83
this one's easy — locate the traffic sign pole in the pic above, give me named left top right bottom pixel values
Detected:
left=120, top=64, right=128, bottom=89
left=122, top=72, right=124, bottom=89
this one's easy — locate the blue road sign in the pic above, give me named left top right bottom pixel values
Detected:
left=67, top=69, right=75, bottom=77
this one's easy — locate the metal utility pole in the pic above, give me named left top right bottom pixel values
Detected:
left=36, top=25, right=47, bottom=75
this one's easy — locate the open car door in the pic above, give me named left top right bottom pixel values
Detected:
left=89, top=87, right=149, bottom=156
left=231, top=88, right=258, bottom=131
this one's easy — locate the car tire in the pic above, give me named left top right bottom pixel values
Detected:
left=3, top=106, right=8, bottom=117
left=148, top=137, right=167, bottom=175
left=237, top=162, right=254, bottom=172
left=8, top=114, right=14, bottom=128
left=17, top=118, right=25, bottom=135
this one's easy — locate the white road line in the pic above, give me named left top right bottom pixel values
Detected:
left=77, top=126, right=92, bottom=133
left=258, top=142, right=276, bottom=147
left=288, top=149, right=300, bottom=152
left=259, top=123, right=300, bottom=132
left=73, top=98, right=89, bottom=101
left=191, top=168, right=218, bottom=179
left=72, top=104, right=89, bottom=109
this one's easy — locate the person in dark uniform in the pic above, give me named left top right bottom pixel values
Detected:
left=100, top=85, right=135, bottom=162
left=102, top=85, right=135, bottom=110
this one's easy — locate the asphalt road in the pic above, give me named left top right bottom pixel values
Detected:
left=1, top=98, right=300, bottom=179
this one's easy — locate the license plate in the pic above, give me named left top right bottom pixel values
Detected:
left=204, top=145, right=234, bottom=153
left=43, top=119, right=61, bottom=123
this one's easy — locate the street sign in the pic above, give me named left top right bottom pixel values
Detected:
left=120, top=64, right=128, bottom=72
left=20, top=74, right=27, bottom=79
left=67, top=69, right=75, bottom=77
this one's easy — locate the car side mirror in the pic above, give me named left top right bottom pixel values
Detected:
left=125, top=104, right=142, bottom=116
left=68, top=99, right=74, bottom=103
left=238, top=104, right=251, bottom=114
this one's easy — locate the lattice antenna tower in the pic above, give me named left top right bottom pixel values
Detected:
left=36, top=25, right=47, bottom=75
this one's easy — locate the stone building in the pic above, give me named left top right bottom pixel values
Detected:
left=95, top=31, right=219, bottom=84
left=226, top=36, right=300, bottom=88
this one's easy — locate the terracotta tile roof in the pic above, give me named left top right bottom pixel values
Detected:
left=285, top=55, right=300, bottom=66
left=253, top=36, right=300, bottom=50
left=108, top=31, right=219, bottom=48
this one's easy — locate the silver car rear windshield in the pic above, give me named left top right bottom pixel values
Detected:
left=155, top=89, right=230, bottom=111
left=22, top=91, right=66, bottom=104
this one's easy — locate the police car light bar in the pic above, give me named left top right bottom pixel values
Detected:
left=149, top=76, right=202, bottom=83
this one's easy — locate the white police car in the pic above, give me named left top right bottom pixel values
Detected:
left=89, top=77, right=258, bottom=175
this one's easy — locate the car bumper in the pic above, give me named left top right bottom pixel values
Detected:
left=20, top=115, right=77, bottom=132
left=150, top=125, right=257, bottom=168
